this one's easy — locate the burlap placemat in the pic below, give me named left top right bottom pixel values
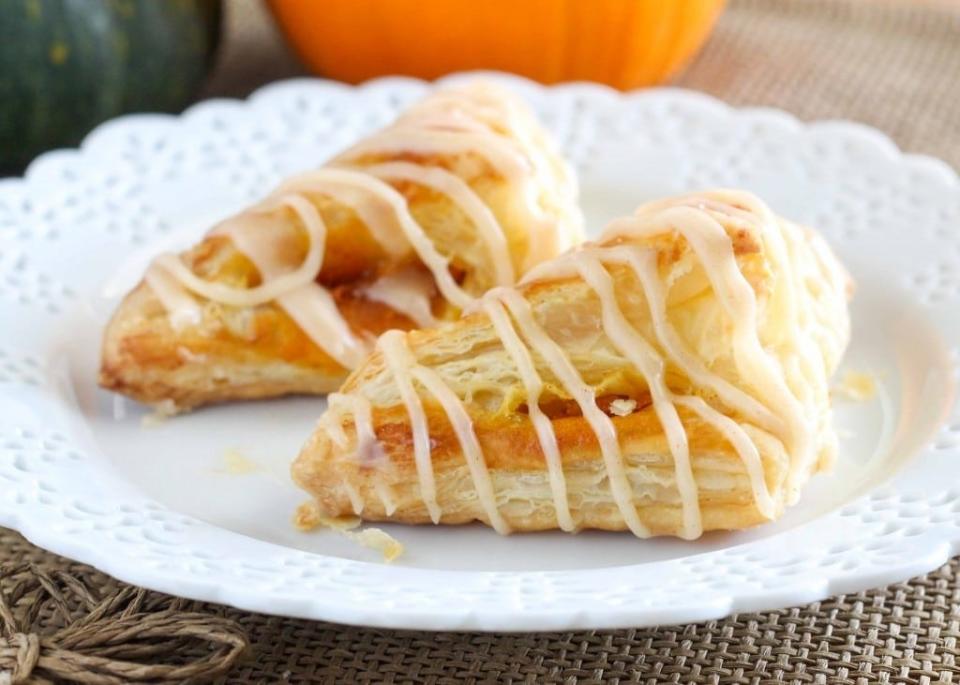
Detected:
left=4, top=0, right=960, bottom=682
left=680, top=0, right=960, bottom=170
left=2, top=526, right=958, bottom=683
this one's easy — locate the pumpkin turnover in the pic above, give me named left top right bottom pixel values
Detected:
left=100, top=82, right=583, bottom=410
left=292, top=190, right=851, bottom=539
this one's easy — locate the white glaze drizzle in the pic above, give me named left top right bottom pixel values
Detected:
left=673, top=395, right=775, bottom=519
left=343, top=482, right=365, bottom=515
left=620, top=246, right=783, bottom=436
left=360, top=266, right=437, bottom=329
left=152, top=194, right=328, bottom=308
left=329, top=391, right=395, bottom=517
left=318, top=407, right=349, bottom=450
left=620, top=200, right=837, bottom=500
left=605, top=206, right=812, bottom=490
left=481, top=295, right=574, bottom=532
left=374, top=480, right=398, bottom=516
left=145, top=83, right=577, bottom=370
left=407, top=361, right=510, bottom=534
left=491, top=285, right=650, bottom=537
left=330, top=393, right=383, bottom=466
left=334, top=191, right=846, bottom=536
left=364, top=161, right=515, bottom=286
left=379, top=330, right=509, bottom=534
left=524, top=246, right=783, bottom=435
left=377, top=330, right=441, bottom=523
left=572, top=254, right=700, bottom=539
left=143, top=266, right=202, bottom=330
left=216, top=201, right=367, bottom=368
left=514, top=242, right=784, bottom=531
left=340, top=83, right=582, bottom=273
left=320, top=401, right=363, bottom=519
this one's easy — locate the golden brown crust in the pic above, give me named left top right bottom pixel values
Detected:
left=99, top=191, right=417, bottom=408
left=291, top=191, right=850, bottom=538
left=292, top=400, right=791, bottom=535
left=100, top=170, right=534, bottom=409
left=99, top=277, right=419, bottom=409
left=100, top=143, right=578, bottom=409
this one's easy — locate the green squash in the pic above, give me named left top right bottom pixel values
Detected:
left=0, top=0, right=221, bottom=173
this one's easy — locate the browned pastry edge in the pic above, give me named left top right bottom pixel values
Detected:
left=99, top=277, right=422, bottom=410
left=292, top=400, right=798, bottom=536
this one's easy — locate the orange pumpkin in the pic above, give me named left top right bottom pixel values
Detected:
left=268, top=0, right=726, bottom=90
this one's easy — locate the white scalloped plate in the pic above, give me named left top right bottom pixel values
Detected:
left=1, top=73, right=958, bottom=631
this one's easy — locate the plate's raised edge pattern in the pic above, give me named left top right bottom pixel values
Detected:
left=1, top=72, right=959, bottom=631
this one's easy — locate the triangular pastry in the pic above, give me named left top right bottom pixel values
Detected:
left=100, top=83, right=583, bottom=410
left=292, top=190, right=851, bottom=539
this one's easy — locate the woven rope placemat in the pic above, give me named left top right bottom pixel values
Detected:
left=1, top=527, right=957, bottom=683
left=5, top=0, right=960, bottom=682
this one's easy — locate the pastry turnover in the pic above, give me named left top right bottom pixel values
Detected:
left=292, top=190, right=851, bottom=539
left=100, top=83, right=583, bottom=410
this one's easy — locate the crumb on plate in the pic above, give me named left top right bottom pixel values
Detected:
left=343, top=528, right=404, bottom=563
left=141, top=399, right=180, bottom=427
left=833, top=371, right=877, bottom=402
left=294, top=501, right=402, bottom=562
left=217, top=448, right=260, bottom=475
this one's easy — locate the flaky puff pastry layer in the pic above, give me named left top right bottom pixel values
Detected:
left=100, top=83, right=582, bottom=410
left=293, top=190, right=851, bottom=538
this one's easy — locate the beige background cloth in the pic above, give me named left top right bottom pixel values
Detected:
left=5, top=0, right=960, bottom=682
